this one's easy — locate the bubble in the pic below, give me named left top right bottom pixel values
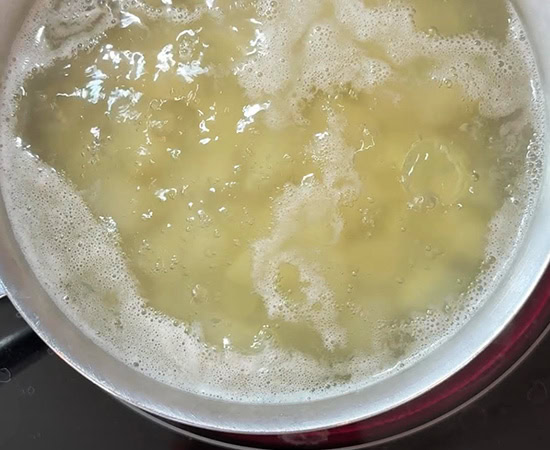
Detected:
left=0, top=368, right=12, bottom=383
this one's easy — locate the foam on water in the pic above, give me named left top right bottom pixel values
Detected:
left=251, top=114, right=362, bottom=349
left=0, top=0, right=546, bottom=402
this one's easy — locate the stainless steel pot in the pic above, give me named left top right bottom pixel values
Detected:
left=0, top=0, right=549, bottom=436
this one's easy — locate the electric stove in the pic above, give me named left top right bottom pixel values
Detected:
left=2, top=293, right=550, bottom=450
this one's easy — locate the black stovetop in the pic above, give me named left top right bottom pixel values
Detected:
left=1, top=295, right=550, bottom=450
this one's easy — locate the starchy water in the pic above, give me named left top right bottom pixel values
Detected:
left=0, top=0, right=545, bottom=402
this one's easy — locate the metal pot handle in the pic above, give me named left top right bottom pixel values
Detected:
left=0, top=288, right=47, bottom=379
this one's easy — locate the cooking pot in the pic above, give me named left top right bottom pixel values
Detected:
left=0, top=0, right=549, bottom=440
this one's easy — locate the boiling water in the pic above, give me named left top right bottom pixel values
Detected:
left=0, top=0, right=545, bottom=402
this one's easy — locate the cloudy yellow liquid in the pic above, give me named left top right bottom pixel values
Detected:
left=13, top=0, right=535, bottom=364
